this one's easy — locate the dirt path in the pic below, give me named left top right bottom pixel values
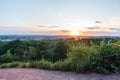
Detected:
left=0, top=68, right=120, bottom=80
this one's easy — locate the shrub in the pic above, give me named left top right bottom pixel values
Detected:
left=0, top=50, right=15, bottom=63
left=92, top=40, right=120, bottom=74
left=67, top=43, right=97, bottom=73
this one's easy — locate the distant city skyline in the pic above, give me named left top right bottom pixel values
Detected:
left=0, top=0, right=120, bottom=36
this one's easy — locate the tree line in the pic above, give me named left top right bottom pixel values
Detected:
left=0, top=38, right=120, bottom=74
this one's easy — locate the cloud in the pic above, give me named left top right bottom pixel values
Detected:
left=108, top=28, right=117, bottom=30
left=59, top=30, right=70, bottom=32
left=37, top=25, right=60, bottom=28
left=87, top=26, right=100, bottom=29
left=86, top=26, right=120, bottom=31
left=37, top=26, right=46, bottom=27
left=95, top=21, right=102, bottom=23
left=106, top=27, right=120, bottom=32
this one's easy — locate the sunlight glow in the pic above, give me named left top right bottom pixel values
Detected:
left=70, top=30, right=80, bottom=36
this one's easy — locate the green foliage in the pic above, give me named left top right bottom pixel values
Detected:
left=0, top=41, right=5, bottom=55
left=18, top=62, right=26, bottom=68
left=92, top=39, right=120, bottom=74
left=0, top=62, right=19, bottom=68
left=67, top=43, right=96, bottom=73
left=52, top=59, right=71, bottom=71
left=53, top=40, right=68, bottom=61
left=0, top=38, right=120, bottom=74
left=0, top=50, right=15, bottom=63
left=26, top=46, right=37, bottom=60
left=29, top=59, right=53, bottom=69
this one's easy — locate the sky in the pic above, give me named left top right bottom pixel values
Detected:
left=0, top=0, right=120, bottom=36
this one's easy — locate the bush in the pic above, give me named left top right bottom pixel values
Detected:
left=66, top=42, right=97, bottom=73
left=92, top=40, right=120, bottom=74
left=0, top=50, right=15, bottom=63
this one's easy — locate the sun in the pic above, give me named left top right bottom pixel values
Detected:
left=70, top=30, right=79, bottom=36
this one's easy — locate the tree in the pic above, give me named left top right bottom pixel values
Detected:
left=27, top=46, right=37, bottom=60
left=0, top=41, right=5, bottom=55
left=0, top=50, right=14, bottom=63
left=53, top=40, right=68, bottom=61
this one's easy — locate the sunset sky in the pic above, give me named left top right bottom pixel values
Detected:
left=0, top=0, right=120, bottom=36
